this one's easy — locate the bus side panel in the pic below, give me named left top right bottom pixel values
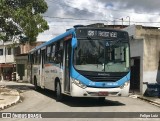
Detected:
left=43, top=64, right=63, bottom=91
left=32, top=65, right=41, bottom=86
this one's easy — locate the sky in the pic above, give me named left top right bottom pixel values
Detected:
left=37, top=0, right=160, bottom=41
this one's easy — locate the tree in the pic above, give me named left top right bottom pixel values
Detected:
left=0, top=0, right=49, bottom=43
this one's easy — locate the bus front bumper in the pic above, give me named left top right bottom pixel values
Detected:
left=70, top=82, right=130, bottom=97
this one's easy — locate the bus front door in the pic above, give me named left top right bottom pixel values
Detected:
left=64, top=40, right=71, bottom=93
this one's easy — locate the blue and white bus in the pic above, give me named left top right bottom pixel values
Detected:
left=29, top=26, right=130, bottom=101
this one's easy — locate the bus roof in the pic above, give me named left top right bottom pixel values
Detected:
left=30, top=28, right=75, bottom=53
left=30, top=27, right=129, bottom=53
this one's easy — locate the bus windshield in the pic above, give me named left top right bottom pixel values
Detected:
left=74, top=38, right=130, bottom=72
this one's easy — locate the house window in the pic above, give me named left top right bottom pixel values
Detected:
left=0, top=49, right=3, bottom=56
left=7, top=48, right=11, bottom=55
left=13, top=46, right=20, bottom=55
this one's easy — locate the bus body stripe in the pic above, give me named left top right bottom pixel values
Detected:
left=70, top=66, right=130, bottom=88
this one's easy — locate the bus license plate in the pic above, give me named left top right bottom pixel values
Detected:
left=98, top=92, right=108, bottom=96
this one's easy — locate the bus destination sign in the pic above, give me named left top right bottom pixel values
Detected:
left=87, top=30, right=117, bottom=38
left=76, top=29, right=128, bottom=39
left=75, top=28, right=129, bottom=39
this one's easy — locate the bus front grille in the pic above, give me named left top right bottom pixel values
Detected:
left=85, top=75, right=122, bottom=82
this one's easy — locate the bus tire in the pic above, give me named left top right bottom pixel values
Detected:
left=56, top=81, right=63, bottom=101
left=98, top=97, right=106, bottom=102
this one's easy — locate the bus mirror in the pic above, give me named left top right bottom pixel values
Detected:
left=71, top=37, right=77, bottom=48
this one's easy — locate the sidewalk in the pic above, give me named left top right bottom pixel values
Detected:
left=137, top=96, right=160, bottom=107
left=0, top=84, right=20, bottom=110
left=129, top=94, right=160, bottom=107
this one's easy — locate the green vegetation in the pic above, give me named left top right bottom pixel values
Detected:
left=0, top=0, right=49, bottom=43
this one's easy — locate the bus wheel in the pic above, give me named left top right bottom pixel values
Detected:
left=98, top=97, right=106, bottom=102
left=56, top=81, right=63, bottom=101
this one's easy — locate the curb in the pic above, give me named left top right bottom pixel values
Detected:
left=0, top=90, right=21, bottom=110
left=137, top=96, right=160, bottom=107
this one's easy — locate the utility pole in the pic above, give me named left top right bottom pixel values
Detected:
left=113, top=20, right=115, bottom=28
left=126, top=16, right=130, bottom=26
left=121, top=18, right=123, bottom=28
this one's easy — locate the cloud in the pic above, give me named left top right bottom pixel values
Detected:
left=105, top=3, right=114, bottom=9
left=44, top=0, right=65, bottom=17
left=120, top=0, right=160, bottom=13
left=98, top=0, right=160, bottom=13
left=37, top=0, right=160, bottom=41
left=45, top=0, right=101, bottom=19
left=44, top=0, right=160, bottom=25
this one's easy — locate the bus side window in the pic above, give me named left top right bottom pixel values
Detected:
left=50, top=44, right=55, bottom=62
left=29, top=54, right=34, bottom=64
left=35, top=51, right=39, bottom=64
left=33, top=52, right=37, bottom=64
left=38, top=50, right=41, bottom=64
left=55, top=41, right=63, bottom=64
left=46, top=46, right=51, bottom=62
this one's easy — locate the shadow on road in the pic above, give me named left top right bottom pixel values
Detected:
left=63, top=97, right=125, bottom=107
left=36, top=88, right=125, bottom=107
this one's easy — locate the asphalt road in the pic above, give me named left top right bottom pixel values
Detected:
left=0, top=81, right=160, bottom=121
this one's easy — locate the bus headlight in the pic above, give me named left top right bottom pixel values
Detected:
left=120, top=81, right=129, bottom=89
left=72, top=79, right=87, bottom=89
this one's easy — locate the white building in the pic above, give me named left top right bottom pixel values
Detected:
left=0, top=40, right=18, bottom=80
left=0, top=38, right=44, bottom=82
left=124, top=25, right=160, bottom=94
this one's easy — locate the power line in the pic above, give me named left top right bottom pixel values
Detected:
left=43, top=15, right=160, bottom=24
left=43, top=15, right=109, bottom=22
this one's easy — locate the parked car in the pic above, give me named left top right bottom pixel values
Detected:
left=144, top=83, right=160, bottom=97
